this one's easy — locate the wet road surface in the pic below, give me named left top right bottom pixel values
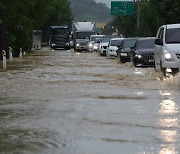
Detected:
left=0, top=47, right=180, bottom=154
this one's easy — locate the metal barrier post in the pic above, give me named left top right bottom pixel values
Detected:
left=2, top=50, right=7, bottom=69
left=23, top=50, right=26, bottom=56
left=9, top=47, right=13, bottom=61
left=19, top=48, right=22, bottom=58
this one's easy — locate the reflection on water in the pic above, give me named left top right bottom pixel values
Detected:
left=159, top=100, right=178, bottom=115
left=133, top=68, right=145, bottom=75
left=162, top=73, right=180, bottom=90
left=158, top=90, right=179, bottom=154
left=159, top=146, right=177, bottom=154
left=159, top=118, right=178, bottom=128
left=134, top=91, right=144, bottom=96
left=160, top=130, right=177, bottom=142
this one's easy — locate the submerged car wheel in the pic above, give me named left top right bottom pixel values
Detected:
left=154, top=62, right=158, bottom=72
left=120, top=57, right=125, bottom=63
left=171, top=68, right=179, bottom=75
left=130, top=55, right=136, bottom=67
left=160, top=61, right=166, bottom=76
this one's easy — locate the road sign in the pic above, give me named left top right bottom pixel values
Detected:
left=111, top=1, right=134, bottom=16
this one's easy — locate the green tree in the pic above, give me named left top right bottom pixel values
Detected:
left=0, top=0, right=72, bottom=55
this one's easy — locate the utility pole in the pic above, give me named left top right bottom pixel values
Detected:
left=134, top=0, right=140, bottom=28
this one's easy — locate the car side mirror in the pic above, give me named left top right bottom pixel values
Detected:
left=117, top=45, right=122, bottom=49
left=155, top=38, right=163, bottom=46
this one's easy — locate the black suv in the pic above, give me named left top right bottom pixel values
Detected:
left=117, top=38, right=137, bottom=63
left=130, top=37, right=155, bottom=67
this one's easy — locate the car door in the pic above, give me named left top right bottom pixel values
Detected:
left=155, top=27, right=164, bottom=68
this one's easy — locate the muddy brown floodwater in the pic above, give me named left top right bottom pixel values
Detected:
left=0, top=47, right=180, bottom=154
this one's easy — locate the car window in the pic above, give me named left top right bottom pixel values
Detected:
left=165, top=28, right=180, bottom=43
left=158, top=27, right=164, bottom=39
left=136, top=39, right=155, bottom=49
left=90, top=37, right=96, bottom=41
left=90, top=36, right=103, bottom=42
left=110, top=40, right=123, bottom=46
left=94, top=38, right=101, bottom=43
left=51, top=28, right=68, bottom=35
left=101, top=37, right=112, bottom=43
left=123, top=39, right=136, bottom=48
left=76, top=32, right=95, bottom=39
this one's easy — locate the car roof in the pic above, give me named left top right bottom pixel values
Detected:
left=137, top=37, right=156, bottom=41
left=91, top=35, right=104, bottom=37
left=51, top=25, right=68, bottom=29
left=110, top=38, right=124, bottom=41
left=162, top=23, right=180, bottom=29
left=122, top=37, right=139, bottom=41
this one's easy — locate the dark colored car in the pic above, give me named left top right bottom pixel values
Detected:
left=130, top=37, right=155, bottom=67
left=117, top=38, right=137, bottom=63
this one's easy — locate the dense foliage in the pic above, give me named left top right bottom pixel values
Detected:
left=0, top=0, right=72, bottom=55
left=109, top=0, right=180, bottom=37
left=70, top=0, right=111, bottom=22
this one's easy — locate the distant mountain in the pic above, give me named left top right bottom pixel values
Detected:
left=70, top=0, right=111, bottom=22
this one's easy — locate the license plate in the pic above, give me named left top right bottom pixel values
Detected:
left=120, top=53, right=127, bottom=56
left=149, top=59, right=154, bottom=62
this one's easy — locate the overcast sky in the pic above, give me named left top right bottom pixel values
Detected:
left=95, top=0, right=133, bottom=8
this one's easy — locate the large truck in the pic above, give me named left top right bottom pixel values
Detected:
left=72, top=21, right=96, bottom=51
left=49, top=25, right=70, bottom=50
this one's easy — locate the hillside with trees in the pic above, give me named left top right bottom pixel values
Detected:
left=108, top=0, right=180, bottom=37
left=0, top=0, right=72, bottom=55
left=70, top=0, right=111, bottom=22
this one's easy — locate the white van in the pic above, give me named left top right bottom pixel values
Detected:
left=154, top=24, right=180, bottom=74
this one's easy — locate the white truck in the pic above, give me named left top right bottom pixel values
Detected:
left=32, top=30, right=42, bottom=50
left=72, top=21, right=96, bottom=51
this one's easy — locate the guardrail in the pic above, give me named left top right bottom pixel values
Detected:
left=1, top=47, right=26, bottom=70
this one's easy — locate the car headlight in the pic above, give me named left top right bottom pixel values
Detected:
left=164, top=50, right=174, bottom=61
left=66, top=43, right=70, bottom=46
left=164, top=53, right=171, bottom=59
left=94, top=46, right=98, bottom=50
left=76, top=43, right=80, bottom=47
left=135, top=54, right=142, bottom=59
left=89, top=43, right=92, bottom=47
left=51, top=43, right=55, bottom=46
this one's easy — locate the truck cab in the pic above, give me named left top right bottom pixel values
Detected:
left=74, top=31, right=94, bottom=51
left=72, top=21, right=96, bottom=51
left=50, top=26, right=70, bottom=50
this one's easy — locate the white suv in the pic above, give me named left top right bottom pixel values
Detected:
left=154, top=24, right=180, bottom=75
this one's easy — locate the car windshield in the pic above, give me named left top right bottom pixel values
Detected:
left=136, top=39, right=155, bottom=49
left=165, top=28, right=180, bottom=44
left=76, top=31, right=95, bottom=39
left=111, top=40, right=123, bottom=46
left=123, top=39, right=136, bottom=48
left=51, top=28, right=68, bottom=35
left=90, top=36, right=103, bottom=42
left=101, top=36, right=112, bottom=43
left=94, top=38, right=101, bottom=43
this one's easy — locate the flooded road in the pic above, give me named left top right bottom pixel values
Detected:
left=0, top=47, right=180, bottom=154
